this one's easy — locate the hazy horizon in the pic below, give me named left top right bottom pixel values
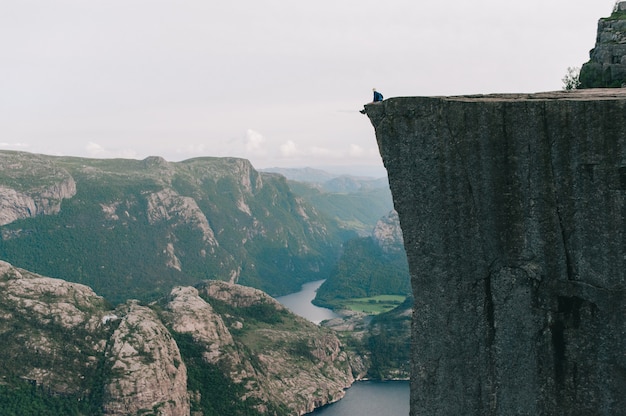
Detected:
left=1, top=0, right=616, bottom=174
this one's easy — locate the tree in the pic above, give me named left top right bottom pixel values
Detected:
left=562, top=66, right=581, bottom=90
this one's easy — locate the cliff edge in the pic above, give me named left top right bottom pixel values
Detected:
left=365, top=90, right=626, bottom=415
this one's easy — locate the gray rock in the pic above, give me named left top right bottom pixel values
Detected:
left=0, top=260, right=362, bottom=415
left=104, top=302, right=190, bottom=416
left=365, top=90, right=626, bottom=415
left=372, top=210, right=404, bottom=253
left=580, top=7, right=626, bottom=88
left=0, top=151, right=76, bottom=226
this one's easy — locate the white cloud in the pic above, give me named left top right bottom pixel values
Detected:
left=245, top=129, right=267, bottom=155
left=85, top=142, right=106, bottom=157
left=280, top=140, right=301, bottom=158
left=271, top=140, right=382, bottom=167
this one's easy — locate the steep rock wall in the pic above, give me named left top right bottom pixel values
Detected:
left=580, top=3, right=626, bottom=88
left=365, top=90, right=626, bottom=415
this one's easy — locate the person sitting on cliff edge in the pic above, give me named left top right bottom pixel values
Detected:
left=373, top=88, right=383, bottom=102
left=360, top=88, right=384, bottom=114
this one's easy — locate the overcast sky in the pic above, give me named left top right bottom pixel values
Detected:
left=0, top=0, right=617, bottom=176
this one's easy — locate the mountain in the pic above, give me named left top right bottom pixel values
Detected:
left=261, top=168, right=393, bottom=237
left=259, top=167, right=338, bottom=183
left=0, top=151, right=342, bottom=303
left=0, top=260, right=363, bottom=415
left=313, top=210, right=410, bottom=309
left=260, top=166, right=389, bottom=192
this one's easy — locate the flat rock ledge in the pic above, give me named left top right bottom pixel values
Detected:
left=365, top=89, right=626, bottom=416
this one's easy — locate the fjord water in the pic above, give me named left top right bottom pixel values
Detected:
left=310, top=381, right=409, bottom=415
left=275, top=280, right=340, bottom=324
left=275, top=280, right=409, bottom=416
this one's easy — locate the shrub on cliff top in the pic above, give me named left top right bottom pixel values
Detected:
left=562, top=67, right=581, bottom=90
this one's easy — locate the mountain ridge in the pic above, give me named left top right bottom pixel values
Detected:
left=0, top=150, right=342, bottom=302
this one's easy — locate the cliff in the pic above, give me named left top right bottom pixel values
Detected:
left=372, top=210, right=404, bottom=253
left=0, top=152, right=76, bottom=226
left=0, top=260, right=360, bottom=415
left=163, top=280, right=359, bottom=415
left=0, top=260, right=189, bottom=415
left=365, top=90, right=626, bottom=415
left=580, top=2, right=626, bottom=88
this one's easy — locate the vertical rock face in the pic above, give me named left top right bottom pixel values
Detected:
left=192, top=280, right=357, bottom=415
left=103, top=302, right=190, bottom=416
left=579, top=3, right=626, bottom=88
left=365, top=90, right=626, bottom=415
left=372, top=210, right=404, bottom=253
left=0, top=151, right=77, bottom=226
left=0, top=260, right=109, bottom=394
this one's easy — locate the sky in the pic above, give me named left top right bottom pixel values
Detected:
left=0, top=0, right=618, bottom=177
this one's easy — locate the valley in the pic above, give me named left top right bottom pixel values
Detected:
left=0, top=150, right=411, bottom=415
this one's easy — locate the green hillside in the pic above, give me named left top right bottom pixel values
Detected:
left=0, top=151, right=342, bottom=303
left=286, top=181, right=393, bottom=237
left=313, top=236, right=410, bottom=309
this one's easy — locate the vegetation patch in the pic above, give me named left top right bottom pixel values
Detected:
left=607, top=10, right=626, bottom=20
left=313, top=237, right=410, bottom=309
left=340, top=295, right=406, bottom=315
left=171, top=332, right=265, bottom=416
left=0, top=378, right=103, bottom=416
left=363, top=298, right=412, bottom=379
left=172, top=331, right=292, bottom=415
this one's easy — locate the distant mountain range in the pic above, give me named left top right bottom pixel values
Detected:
left=0, top=151, right=346, bottom=302
left=0, top=151, right=394, bottom=303
left=260, top=165, right=387, bottom=180
left=262, top=167, right=393, bottom=237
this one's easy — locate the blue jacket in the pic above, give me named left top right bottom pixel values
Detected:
left=373, top=91, right=384, bottom=102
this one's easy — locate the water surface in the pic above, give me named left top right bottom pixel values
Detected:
left=276, top=280, right=410, bottom=416
left=275, top=280, right=340, bottom=324
left=310, top=381, right=409, bottom=416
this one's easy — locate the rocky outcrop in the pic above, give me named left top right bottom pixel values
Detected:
left=0, top=260, right=361, bottom=415
left=0, top=151, right=76, bottom=226
left=580, top=2, right=626, bottom=88
left=164, top=285, right=242, bottom=367
left=104, top=302, right=190, bottom=416
left=190, top=280, right=358, bottom=415
left=0, top=260, right=109, bottom=394
left=365, top=90, right=626, bottom=415
left=146, top=187, right=220, bottom=262
left=0, top=260, right=191, bottom=415
left=372, top=210, right=404, bottom=253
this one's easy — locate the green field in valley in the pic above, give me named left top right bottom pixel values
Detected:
left=341, top=295, right=406, bottom=314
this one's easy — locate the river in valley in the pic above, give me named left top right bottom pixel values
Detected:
left=275, top=280, right=410, bottom=416
left=310, top=380, right=409, bottom=415
left=275, top=280, right=340, bottom=324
